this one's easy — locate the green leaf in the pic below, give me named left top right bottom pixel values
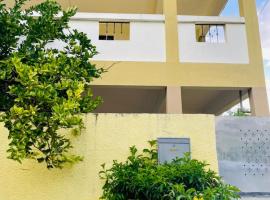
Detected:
left=99, top=141, right=240, bottom=200
left=0, top=0, right=103, bottom=169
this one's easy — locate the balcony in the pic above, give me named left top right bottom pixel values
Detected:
left=69, top=13, right=166, bottom=62
left=178, top=16, right=249, bottom=64
left=66, top=13, right=249, bottom=64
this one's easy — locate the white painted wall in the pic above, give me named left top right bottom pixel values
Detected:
left=69, top=13, right=166, bottom=62
left=178, top=16, right=249, bottom=64
left=48, top=14, right=249, bottom=64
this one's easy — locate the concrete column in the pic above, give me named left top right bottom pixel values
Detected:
left=163, top=0, right=179, bottom=63
left=238, top=0, right=264, bottom=65
left=248, top=87, right=269, bottom=116
left=239, top=0, right=268, bottom=117
left=166, top=86, right=182, bottom=113
left=238, top=0, right=244, bottom=17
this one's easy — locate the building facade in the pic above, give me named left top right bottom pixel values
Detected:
left=1, top=0, right=270, bottom=199
left=6, top=0, right=269, bottom=116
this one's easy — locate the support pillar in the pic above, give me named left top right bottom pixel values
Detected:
left=163, top=0, right=179, bottom=63
left=248, top=87, right=269, bottom=116
left=166, top=86, right=182, bottom=114
left=238, top=0, right=264, bottom=65
left=239, top=0, right=269, bottom=116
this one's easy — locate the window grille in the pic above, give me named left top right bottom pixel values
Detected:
left=99, top=22, right=130, bottom=41
left=195, top=24, right=225, bottom=43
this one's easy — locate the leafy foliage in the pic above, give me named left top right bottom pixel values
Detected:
left=231, top=109, right=249, bottom=117
left=0, top=0, right=103, bottom=168
left=99, top=141, right=240, bottom=200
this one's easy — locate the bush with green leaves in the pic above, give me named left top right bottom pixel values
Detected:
left=99, top=141, right=240, bottom=200
left=0, top=0, right=103, bottom=168
left=231, top=109, right=249, bottom=117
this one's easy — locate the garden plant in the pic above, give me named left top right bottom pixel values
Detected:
left=0, top=0, right=103, bottom=169
left=99, top=141, right=240, bottom=200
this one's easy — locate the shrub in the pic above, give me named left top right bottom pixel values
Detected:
left=0, top=0, right=103, bottom=168
left=99, top=141, right=240, bottom=200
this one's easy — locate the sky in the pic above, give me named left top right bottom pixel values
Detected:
left=221, top=0, right=270, bottom=111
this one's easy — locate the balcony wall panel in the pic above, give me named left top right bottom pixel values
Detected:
left=178, top=16, right=249, bottom=64
left=68, top=13, right=166, bottom=62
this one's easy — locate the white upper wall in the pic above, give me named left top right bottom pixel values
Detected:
left=49, top=13, right=250, bottom=64
left=69, top=13, right=166, bottom=62
left=178, top=16, right=249, bottom=64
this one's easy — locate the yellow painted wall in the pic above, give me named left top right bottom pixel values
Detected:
left=0, top=114, right=218, bottom=200
left=92, top=61, right=266, bottom=88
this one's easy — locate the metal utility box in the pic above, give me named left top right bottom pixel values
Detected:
left=158, top=138, right=190, bottom=164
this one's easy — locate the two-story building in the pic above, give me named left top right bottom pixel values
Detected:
left=1, top=1, right=270, bottom=200
left=17, top=0, right=267, bottom=116
left=7, top=0, right=268, bottom=115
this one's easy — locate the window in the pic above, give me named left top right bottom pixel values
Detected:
left=99, top=22, right=130, bottom=41
left=195, top=24, right=225, bottom=43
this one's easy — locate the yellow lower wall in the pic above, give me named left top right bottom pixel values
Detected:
left=92, top=61, right=267, bottom=88
left=0, top=114, right=218, bottom=200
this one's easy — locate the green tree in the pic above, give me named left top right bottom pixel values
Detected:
left=99, top=141, right=240, bottom=200
left=0, top=0, right=103, bottom=168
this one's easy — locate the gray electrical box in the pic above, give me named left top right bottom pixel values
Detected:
left=158, top=138, right=190, bottom=164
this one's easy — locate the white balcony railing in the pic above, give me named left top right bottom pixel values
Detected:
left=69, top=13, right=166, bottom=62
left=178, top=16, right=249, bottom=64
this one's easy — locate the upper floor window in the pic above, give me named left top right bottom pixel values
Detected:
left=195, top=24, right=225, bottom=43
left=99, top=22, right=130, bottom=41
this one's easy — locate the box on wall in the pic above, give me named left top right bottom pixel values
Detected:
left=158, top=138, right=190, bottom=164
